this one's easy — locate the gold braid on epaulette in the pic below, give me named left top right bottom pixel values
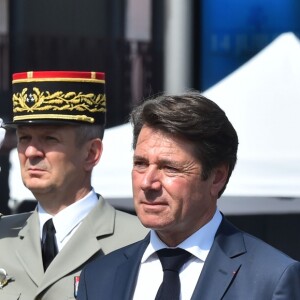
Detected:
left=12, top=88, right=106, bottom=113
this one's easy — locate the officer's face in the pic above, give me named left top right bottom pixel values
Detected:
left=16, top=125, right=91, bottom=210
left=132, top=126, right=227, bottom=247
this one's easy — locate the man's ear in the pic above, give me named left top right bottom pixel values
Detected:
left=210, top=164, right=229, bottom=198
left=84, top=138, right=103, bottom=172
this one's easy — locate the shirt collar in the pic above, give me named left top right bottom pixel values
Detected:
left=38, top=189, right=99, bottom=241
left=142, top=208, right=222, bottom=263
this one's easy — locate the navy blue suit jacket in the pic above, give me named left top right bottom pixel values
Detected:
left=78, top=217, right=300, bottom=299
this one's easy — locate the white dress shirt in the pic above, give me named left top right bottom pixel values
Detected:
left=38, top=189, right=99, bottom=251
left=133, top=209, right=222, bottom=300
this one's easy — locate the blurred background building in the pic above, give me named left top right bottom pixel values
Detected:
left=2, top=0, right=300, bottom=123
left=1, top=0, right=300, bottom=259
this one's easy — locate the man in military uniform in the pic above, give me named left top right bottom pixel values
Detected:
left=0, top=71, right=148, bottom=299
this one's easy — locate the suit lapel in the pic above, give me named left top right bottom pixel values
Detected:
left=112, top=235, right=150, bottom=300
left=16, top=211, right=44, bottom=286
left=37, top=197, right=116, bottom=294
left=191, top=218, right=246, bottom=300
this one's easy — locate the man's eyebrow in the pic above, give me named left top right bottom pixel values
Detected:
left=133, top=155, right=181, bottom=167
left=133, top=155, right=147, bottom=161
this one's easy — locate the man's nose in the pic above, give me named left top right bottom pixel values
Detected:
left=24, top=142, right=44, bottom=158
left=140, top=166, right=162, bottom=191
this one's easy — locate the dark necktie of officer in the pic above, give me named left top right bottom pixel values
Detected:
left=155, top=248, right=192, bottom=300
left=42, top=218, right=58, bottom=271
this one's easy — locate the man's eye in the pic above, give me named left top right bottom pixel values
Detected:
left=133, top=160, right=147, bottom=168
left=18, top=136, right=30, bottom=143
left=46, top=136, right=58, bottom=141
left=164, top=165, right=179, bottom=173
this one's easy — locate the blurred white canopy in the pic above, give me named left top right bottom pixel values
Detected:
left=204, top=32, right=300, bottom=199
left=0, top=118, right=5, bottom=148
left=8, top=32, right=300, bottom=214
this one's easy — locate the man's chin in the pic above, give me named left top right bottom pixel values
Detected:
left=24, top=183, right=51, bottom=195
left=138, top=215, right=170, bottom=230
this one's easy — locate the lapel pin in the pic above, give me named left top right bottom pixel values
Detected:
left=74, top=276, right=80, bottom=298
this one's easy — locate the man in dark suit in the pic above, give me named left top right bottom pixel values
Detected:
left=78, top=91, right=300, bottom=300
left=0, top=71, right=148, bottom=299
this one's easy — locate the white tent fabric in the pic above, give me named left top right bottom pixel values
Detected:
left=8, top=32, right=300, bottom=214
left=0, top=118, right=5, bottom=148
left=204, top=32, right=300, bottom=198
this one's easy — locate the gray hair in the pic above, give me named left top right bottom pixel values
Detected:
left=74, top=124, right=104, bottom=146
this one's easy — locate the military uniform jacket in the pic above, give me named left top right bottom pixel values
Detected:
left=0, top=196, right=148, bottom=300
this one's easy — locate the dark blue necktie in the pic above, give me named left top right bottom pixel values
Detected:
left=42, top=218, right=58, bottom=270
left=155, top=248, right=192, bottom=300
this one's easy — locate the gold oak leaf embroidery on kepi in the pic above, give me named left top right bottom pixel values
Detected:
left=12, top=87, right=106, bottom=113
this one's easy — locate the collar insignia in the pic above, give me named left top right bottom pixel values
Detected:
left=0, top=268, right=13, bottom=289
